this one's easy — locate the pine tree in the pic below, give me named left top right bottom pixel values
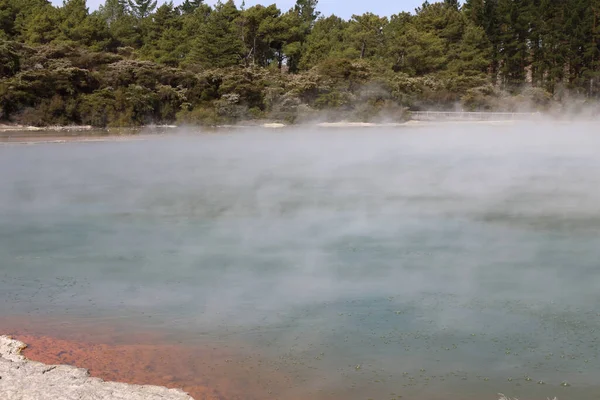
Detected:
left=128, top=0, right=156, bottom=19
left=463, top=0, right=484, bottom=26
left=346, top=13, right=387, bottom=59
left=493, top=0, right=533, bottom=88
left=0, top=40, right=20, bottom=78
left=2, top=0, right=53, bottom=40
left=188, top=0, right=242, bottom=68
left=300, top=15, right=349, bottom=69
left=581, top=0, right=600, bottom=95
left=446, top=24, right=491, bottom=78
left=294, top=0, right=319, bottom=26
left=98, top=0, right=127, bottom=25
left=415, top=1, right=431, bottom=14
left=21, top=3, right=61, bottom=44
left=140, top=2, right=185, bottom=65
left=59, top=0, right=88, bottom=41
left=444, top=0, right=460, bottom=11
left=239, top=4, right=284, bottom=67
left=179, top=0, right=203, bottom=15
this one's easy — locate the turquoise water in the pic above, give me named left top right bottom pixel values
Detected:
left=1, top=125, right=600, bottom=399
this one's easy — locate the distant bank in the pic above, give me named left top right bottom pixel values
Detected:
left=1, top=115, right=595, bottom=144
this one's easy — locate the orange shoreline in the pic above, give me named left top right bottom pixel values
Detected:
left=1, top=320, right=578, bottom=400
left=12, top=334, right=221, bottom=400
left=1, top=317, right=295, bottom=400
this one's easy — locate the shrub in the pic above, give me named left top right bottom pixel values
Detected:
left=176, top=105, right=221, bottom=126
left=0, top=40, right=20, bottom=78
left=79, top=89, right=117, bottom=127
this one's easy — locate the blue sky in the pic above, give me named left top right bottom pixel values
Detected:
left=50, top=0, right=428, bottom=19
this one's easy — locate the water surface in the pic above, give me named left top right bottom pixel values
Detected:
left=1, top=124, right=600, bottom=399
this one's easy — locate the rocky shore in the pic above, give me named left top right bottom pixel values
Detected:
left=0, top=335, right=194, bottom=400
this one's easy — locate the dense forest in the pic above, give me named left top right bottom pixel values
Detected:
left=1, top=0, right=600, bottom=126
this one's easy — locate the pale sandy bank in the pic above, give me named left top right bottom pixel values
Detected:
left=0, top=124, right=95, bottom=132
left=0, top=335, right=194, bottom=400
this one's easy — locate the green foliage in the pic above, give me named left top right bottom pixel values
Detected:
left=300, top=16, right=348, bottom=69
left=188, top=1, right=243, bottom=68
left=127, top=0, right=157, bottom=19
left=1, top=0, right=51, bottom=40
left=178, top=0, right=204, bottom=15
left=139, top=3, right=188, bottom=66
left=3, top=0, right=600, bottom=126
left=346, top=13, right=387, bottom=59
left=21, top=5, right=61, bottom=45
left=176, top=104, right=220, bottom=125
left=0, top=40, right=20, bottom=78
left=294, top=0, right=320, bottom=26
left=79, top=88, right=117, bottom=126
left=238, top=4, right=285, bottom=67
left=97, top=0, right=127, bottom=25
left=58, top=0, right=113, bottom=50
left=318, top=58, right=368, bottom=83
left=108, top=14, right=141, bottom=48
left=461, top=84, right=497, bottom=110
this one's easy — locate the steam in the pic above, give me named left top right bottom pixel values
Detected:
left=1, top=121, right=599, bottom=399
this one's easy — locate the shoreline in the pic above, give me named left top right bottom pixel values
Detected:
left=0, top=120, right=528, bottom=145
left=0, top=316, right=290, bottom=400
left=0, top=335, right=195, bottom=400
left=0, top=334, right=560, bottom=400
left=2, top=117, right=596, bottom=144
left=0, top=312, right=569, bottom=400
left=0, top=119, right=572, bottom=146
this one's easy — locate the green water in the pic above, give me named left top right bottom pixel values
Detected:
left=1, top=125, right=600, bottom=399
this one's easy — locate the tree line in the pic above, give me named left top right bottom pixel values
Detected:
left=1, top=0, right=599, bottom=126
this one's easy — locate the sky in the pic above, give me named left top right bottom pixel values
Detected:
left=50, top=0, right=428, bottom=19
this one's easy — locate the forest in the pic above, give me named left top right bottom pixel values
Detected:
left=1, top=0, right=600, bottom=126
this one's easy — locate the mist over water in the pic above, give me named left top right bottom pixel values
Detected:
left=1, top=123, right=600, bottom=399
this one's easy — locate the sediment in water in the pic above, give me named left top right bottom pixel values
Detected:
left=0, top=335, right=195, bottom=400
